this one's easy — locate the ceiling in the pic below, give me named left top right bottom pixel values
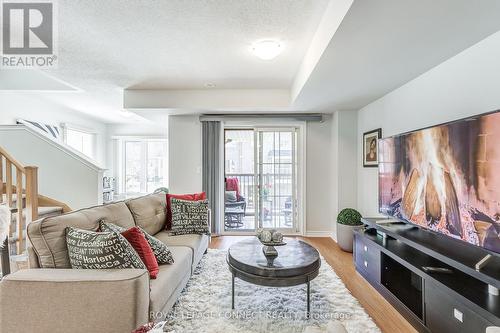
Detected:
left=1, top=0, right=500, bottom=122
left=293, top=0, right=500, bottom=111
left=0, top=0, right=327, bottom=123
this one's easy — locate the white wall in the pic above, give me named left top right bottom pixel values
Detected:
left=106, top=123, right=167, bottom=137
left=168, top=115, right=202, bottom=193
left=306, top=116, right=334, bottom=235
left=0, top=92, right=170, bottom=206
left=0, top=127, right=103, bottom=209
left=0, top=93, right=111, bottom=208
left=328, top=111, right=358, bottom=240
left=0, top=92, right=108, bottom=166
left=357, top=30, right=500, bottom=216
left=336, top=111, right=358, bottom=234
left=168, top=114, right=341, bottom=236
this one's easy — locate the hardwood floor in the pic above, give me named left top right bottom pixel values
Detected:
left=209, top=236, right=416, bottom=333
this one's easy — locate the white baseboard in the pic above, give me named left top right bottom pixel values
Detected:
left=304, top=231, right=334, bottom=237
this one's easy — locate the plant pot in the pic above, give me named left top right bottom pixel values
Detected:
left=337, top=222, right=362, bottom=252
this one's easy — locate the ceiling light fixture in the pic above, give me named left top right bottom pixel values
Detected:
left=205, top=83, right=216, bottom=88
left=252, top=40, right=283, bottom=60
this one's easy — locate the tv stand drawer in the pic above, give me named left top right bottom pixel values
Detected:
left=425, top=282, right=494, bottom=333
left=354, top=233, right=380, bottom=283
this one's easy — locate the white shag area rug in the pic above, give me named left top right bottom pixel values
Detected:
left=163, top=249, right=380, bottom=333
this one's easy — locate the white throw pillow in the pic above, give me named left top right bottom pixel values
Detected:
left=225, top=190, right=238, bottom=202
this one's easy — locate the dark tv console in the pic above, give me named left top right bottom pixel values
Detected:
left=354, top=218, right=500, bottom=333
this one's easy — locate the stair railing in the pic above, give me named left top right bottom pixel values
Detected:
left=0, top=146, right=38, bottom=254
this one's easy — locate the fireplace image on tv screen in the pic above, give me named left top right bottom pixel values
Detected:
left=379, top=111, right=500, bottom=255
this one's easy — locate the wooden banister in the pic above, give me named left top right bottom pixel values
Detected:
left=16, top=168, right=23, bottom=253
left=0, top=146, right=25, bottom=172
left=6, top=160, right=13, bottom=207
left=25, top=166, right=39, bottom=224
left=0, top=146, right=39, bottom=255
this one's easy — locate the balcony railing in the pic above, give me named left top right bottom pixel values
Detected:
left=225, top=173, right=294, bottom=230
left=225, top=173, right=293, bottom=211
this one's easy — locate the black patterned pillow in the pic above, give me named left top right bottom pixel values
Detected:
left=65, top=227, right=146, bottom=270
left=100, top=221, right=174, bottom=264
left=170, top=198, right=210, bottom=236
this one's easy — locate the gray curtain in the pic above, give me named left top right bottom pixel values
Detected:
left=201, top=121, right=222, bottom=235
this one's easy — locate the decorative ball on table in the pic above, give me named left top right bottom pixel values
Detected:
left=256, top=229, right=285, bottom=245
left=272, top=231, right=283, bottom=243
left=260, top=230, right=273, bottom=243
left=256, top=229, right=287, bottom=262
left=256, top=228, right=264, bottom=239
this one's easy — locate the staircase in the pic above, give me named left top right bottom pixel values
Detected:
left=0, top=145, right=70, bottom=266
left=6, top=195, right=65, bottom=255
left=0, top=125, right=106, bottom=209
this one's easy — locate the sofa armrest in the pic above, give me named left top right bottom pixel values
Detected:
left=0, top=269, right=150, bottom=333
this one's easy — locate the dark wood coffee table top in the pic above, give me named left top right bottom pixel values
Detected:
left=227, top=237, right=321, bottom=312
left=227, top=237, right=320, bottom=283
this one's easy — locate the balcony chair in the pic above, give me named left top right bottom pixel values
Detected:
left=224, top=178, right=246, bottom=229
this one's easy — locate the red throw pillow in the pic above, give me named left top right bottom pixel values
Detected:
left=166, top=192, right=206, bottom=230
left=121, top=227, right=159, bottom=279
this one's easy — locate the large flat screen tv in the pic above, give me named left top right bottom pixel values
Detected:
left=379, top=110, right=500, bottom=255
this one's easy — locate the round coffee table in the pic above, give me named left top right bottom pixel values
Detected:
left=227, top=237, right=321, bottom=315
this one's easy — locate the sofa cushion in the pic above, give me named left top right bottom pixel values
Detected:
left=166, top=192, right=206, bottom=230
left=126, top=193, right=167, bottom=235
left=27, top=201, right=136, bottom=269
left=154, top=232, right=209, bottom=269
left=121, top=227, right=159, bottom=278
left=170, top=199, right=210, bottom=236
left=66, top=227, right=146, bottom=270
left=149, top=246, right=192, bottom=315
left=100, top=221, right=174, bottom=265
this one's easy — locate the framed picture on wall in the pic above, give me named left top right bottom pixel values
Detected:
left=363, top=128, right=382, bottom=167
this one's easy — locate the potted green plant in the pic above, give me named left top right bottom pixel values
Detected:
left=336, top=208, right=363, bottom=252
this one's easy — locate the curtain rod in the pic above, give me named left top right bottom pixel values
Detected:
left=199, top=113, right=323, bottom=122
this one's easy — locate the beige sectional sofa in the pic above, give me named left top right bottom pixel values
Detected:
left=0, top=193, right=210, bottom=333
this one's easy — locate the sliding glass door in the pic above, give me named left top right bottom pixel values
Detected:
left=257, top=129, right=297, bottom=230
left=224, top=127, right=299, bottom=233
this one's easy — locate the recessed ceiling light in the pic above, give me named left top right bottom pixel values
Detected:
left=252, top=40, right=283, bottom=60
left=205, top=83, right=216, bottom=88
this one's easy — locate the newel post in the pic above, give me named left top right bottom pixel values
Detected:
left=24, top=166, right=39, bottom=226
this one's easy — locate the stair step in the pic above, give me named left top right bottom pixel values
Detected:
left=7, top=206, right=64, bottom=250
left=0, top=253, right=28, bottom=276
left=10, top=206, right=64, bottom=222
left=38, top=206, right=64, bottom=217
left=8, top=234, right=23, bottom=243
left=1, top=193, right=26, bottom=205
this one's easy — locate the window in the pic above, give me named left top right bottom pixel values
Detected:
left=122, top=139, right=167, bottom=195
left=63, top=125, right=96, bottom=159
